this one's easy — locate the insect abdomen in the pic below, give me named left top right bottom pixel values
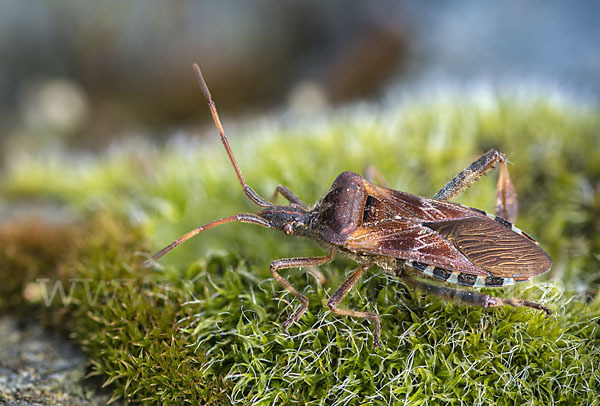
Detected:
left=402, top=260, right=523, bottom=288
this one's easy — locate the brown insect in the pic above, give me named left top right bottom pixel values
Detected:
left=149, top=64, right=552, bottom=347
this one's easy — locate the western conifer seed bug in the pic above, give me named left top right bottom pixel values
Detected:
left=149, top=64, right=552, bottom=348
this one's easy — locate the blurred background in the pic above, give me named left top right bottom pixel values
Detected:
left=0, top=0, right=598, bottom=158
left=1, top=3, right=599, bottom=403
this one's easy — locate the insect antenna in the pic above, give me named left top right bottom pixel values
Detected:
left=147, top=213, right=272, bottom=264
left=193, top=63, right=274, bottom=208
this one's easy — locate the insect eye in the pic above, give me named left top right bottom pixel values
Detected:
left=283, top=223, right=294, bottom=235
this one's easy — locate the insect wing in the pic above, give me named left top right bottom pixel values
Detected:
left=425, top=217, right=552, bottom=278
left=353, top=182, right=551, bottom=279
left=365, top=183, right=478, bottom=222
left=346, top=217, right=488, bottom=276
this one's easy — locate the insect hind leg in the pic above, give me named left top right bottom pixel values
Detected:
left=434, top=150, right=518, bottom=223
left=400, top=274, right=552, bottom=317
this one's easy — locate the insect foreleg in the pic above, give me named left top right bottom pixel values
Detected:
left=272, top=185, right=308, bottom=209
left=327, top=265, right=381, bottom=347
left=270, top=251, right=335, bottom=330
left=434, top=150, right=518, bottom=222
left=400, top=274, right=552, bottom=316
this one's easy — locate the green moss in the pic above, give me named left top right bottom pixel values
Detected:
left=1, top=86, right=599, bottom=404
left=0, top=217, right=78, bottom=313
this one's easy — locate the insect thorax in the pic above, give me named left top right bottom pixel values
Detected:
left=309, top=171, right=368, bottom=245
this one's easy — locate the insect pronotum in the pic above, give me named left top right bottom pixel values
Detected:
left=150, top=64, right=552, bottom=347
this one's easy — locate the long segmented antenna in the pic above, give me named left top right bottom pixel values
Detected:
left=148, top=213, right=271, bottom=264
left=147, top=65, right=279, bottom=266
left=193, top=63, right=273, bottom=208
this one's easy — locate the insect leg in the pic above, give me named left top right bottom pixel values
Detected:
left=272, top=185, right=308, bottom=209
left=434, top=150, right=518, bottom=222
left=400, top=274, right=552, bottom=316
left=434, top=150, right=505, bottom=200
left=327, top=265, right=381, bottom=347
left=494, top=157, right=518, bottom=223
left=270, top=251, right=335, bottom=330
left=364, top=165, right=390, bottom=187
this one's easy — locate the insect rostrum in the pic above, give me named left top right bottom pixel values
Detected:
left=149, top=64, right=552, bottom=348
